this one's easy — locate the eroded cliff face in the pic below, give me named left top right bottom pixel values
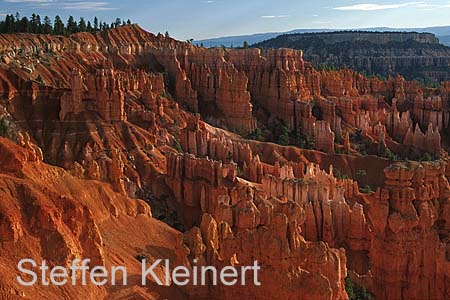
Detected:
left=172, top=113, right=450, bottom=300
left=0, top=136, right=190, bottom=300
left=0, top=25, right=448, bottom=300
left=2, top=25, right=449, bottom=158
left=253, top=31, right=450, bottom=82
left=0, top=26, right=350, bottom=300
left=369, top=161, right=450, bottom=299
left=227, top=48, right=447, bottom=158
left=165, top=151, right=348, bottom=300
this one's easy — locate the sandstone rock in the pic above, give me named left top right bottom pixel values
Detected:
left=2, top=24, right=450, bottom=300
left=369, top=161, right=450, bottom=299
left=403, top=123, right=441, bottom=153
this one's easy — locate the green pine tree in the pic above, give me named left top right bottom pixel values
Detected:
left=42, top=16, right=52, bottom=34
left=93, top=16, right=99, bottom=31
left=78, top=17, right=87, bottom=32
left=53, top=15, right=65, bottom=35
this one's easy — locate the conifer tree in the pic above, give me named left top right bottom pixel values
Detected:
left=87, top=21, right=93, bottom=32
left=43, top=16, right=52, bottom=34
left=0, top=14, right=132, bottom=34
left=4, top=14, right=14, bottom=33
left=93, top=16, right=99, bottom=31
left=19, top=17, right=30, bottom=33
left=53, top=15, right=65, bottom=35
left=14, top=13, right=20, bottom=32
left=78, top=17, right=87, bottom=32
left=30, top=13, right=37, bottom=33
left=66, top=16, right=77, bottom=34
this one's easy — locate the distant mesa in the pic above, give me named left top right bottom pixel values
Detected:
left=196, top=26, right=450, bottom=47
left=252, top=30, right=450, bottom=84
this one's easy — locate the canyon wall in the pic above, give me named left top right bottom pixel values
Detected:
left=254, top=31, right=450, bottom=82
left=0, top=25, right=448, bottom=300
left=369, top=161, right=450, bottom=299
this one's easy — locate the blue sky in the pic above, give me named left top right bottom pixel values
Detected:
left=1, top=0, right=450, bottom=39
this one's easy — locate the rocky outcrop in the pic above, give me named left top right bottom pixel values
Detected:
left=228, top=48, right=311, bottom=129
left=368, top=161, right=450, bottom=300
left=413, top=95, right=449, bottom=130
left=386, top=100, right=413, bottom=141
left=253, top=31, right=450, bottom=82
left=0, top=137, right=184, bottom=300
left=154, top=48, right=257, bottom=133
left=279, top=32, right=441, bottom=45
left=59, top=69, right=83, bottom=120
left=179, top=114, right=254, bottom=164
left=3, top=24, right=448, bottom=156
left=165, top=151, right=238, bottom=227
left=260, top=163, right=370, bottom=251
left=183, top=211, right=348, bottom=300
left=315, top=121, right=335, bottom=154
left=152, top=47, right=199, bottom=112
left=165, top=150, right=350, bottom=299
left=2, top=24, right=450, bottom=300
left=226, top=47, right=447, bottom=154
left=403, top=123, right=441, bottom=153
left=60, top=67, right=166, bottom=122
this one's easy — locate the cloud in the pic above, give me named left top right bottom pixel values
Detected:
left=415, top=3, right=450, bottom=9
left=3, top=0, right=117, bottom=11
left=60, top=1, right=117, bottom=11
left=4, top=0, right=54, bottom=2
left=334, top=2, right=424, bottom=11
left=260, top=15, right=290, bottom=18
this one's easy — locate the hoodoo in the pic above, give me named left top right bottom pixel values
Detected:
left=0, top=8, right=448, bottom=300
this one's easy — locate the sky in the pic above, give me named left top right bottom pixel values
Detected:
left=1, top=0, right=450, bottom=40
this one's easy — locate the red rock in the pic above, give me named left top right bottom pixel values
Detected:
left=413, top=95, right=446, bottom=130
left=59, top=68, right=83, bottom=120
left=368, top=162, right=450, bottom=299
left=0, top=137, right=190, bottom=300
left=315, top=121, right=335, bottom=154
left=2, top=24, right=450, bottom=300
left=343, top=131, right=351, bottom=153
left=403, top=123, right=441, bottom=153
left=154, top=48, right=199, bottom=112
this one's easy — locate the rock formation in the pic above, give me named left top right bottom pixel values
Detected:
left=369, top=161, right=450, bottom=299
left=0, top=24, right=449, bottom=300
left=0, top=137, right=185, bottom=300
left=165, top=151, right=350, bottom=299
left=254, top=31, right=450, bottom=82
